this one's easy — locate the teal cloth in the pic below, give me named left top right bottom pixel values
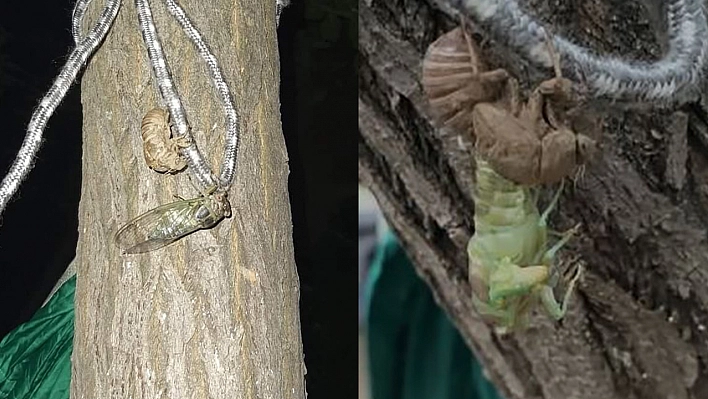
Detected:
left=0, top=275, right=75, bottom=399
left=365, top=231, right=502, bottom=399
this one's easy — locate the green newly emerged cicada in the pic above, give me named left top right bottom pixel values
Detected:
left=423, top=25, right=594, bottom=332
left=114, top=190, right=231, bottom=254
left=467, top=160, right=582, bottom=332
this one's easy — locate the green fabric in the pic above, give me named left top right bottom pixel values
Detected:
left=365, top=231, right=503, bottom=399
left=0, top=275, right=75, bottom=399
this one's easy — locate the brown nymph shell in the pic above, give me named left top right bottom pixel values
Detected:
left=140, top=108, right=189, bottom=174
left=422, top=27, right=507, bottom=137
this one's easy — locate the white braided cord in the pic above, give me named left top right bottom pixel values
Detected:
left=449, top=0, right=708, bottom=104
left=135, top=0, right=218, bottom=190
left=162, top=0, right=240, bottom=190
left=0, top=0, right=121, bottom=214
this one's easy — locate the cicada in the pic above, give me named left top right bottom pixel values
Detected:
left=115, top=191, right=231, bottom=254
left=422, top=26, right=591, bottom=332
left=467, top=159, right=582, bottom=332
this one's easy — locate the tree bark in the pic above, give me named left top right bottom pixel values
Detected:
left=359, top=1, right=708, bottom=398
left=72, top=1, right=305, bottom=398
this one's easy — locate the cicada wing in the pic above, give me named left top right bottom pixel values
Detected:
left=114, top=199, right=202, bottom=254
left=115, top=222, right=181, bottom=254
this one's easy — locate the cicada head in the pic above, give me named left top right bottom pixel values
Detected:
left=210, top=192, right=232, bottom=218
left=194, top=192, right=231, bottom=227
left=471, top=286, right=537, bottom=334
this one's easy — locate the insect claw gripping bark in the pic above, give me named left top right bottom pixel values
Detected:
left=423, top=26, right=596, bottom=332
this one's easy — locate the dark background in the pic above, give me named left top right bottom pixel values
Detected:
left=0, top=1, right=356, bottom=397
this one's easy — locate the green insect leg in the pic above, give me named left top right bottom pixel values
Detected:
left=538, top=223, right=579, bottom=265
left=539, top=179, right=565, bottom=226
left=540, top=262, right=584, bottom=320
left=487, top=259, right=550, bottom=303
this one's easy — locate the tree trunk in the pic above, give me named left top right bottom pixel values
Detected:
left=72, top=1, right=305, bottom=398
left=359, top=1, right=708, bottom=398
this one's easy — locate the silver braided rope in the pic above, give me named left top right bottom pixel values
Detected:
left=135, top=0, right=218, bottom=190
left=0, top=0, right=121, bottom=214
left=71, top=0, right=93, bottom=43
left=163, top=0, right=240, bottom=190
left=448, top=0, right=708, bottom=104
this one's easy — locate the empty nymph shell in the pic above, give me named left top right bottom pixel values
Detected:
left=140, top=108, right=189, bottom=174
left=422, top=27, right=508, bottom=137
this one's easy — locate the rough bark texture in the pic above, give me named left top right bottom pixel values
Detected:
left=359, top=1, right=708, bottom=398
left=73, top=1, right=305, bottom=398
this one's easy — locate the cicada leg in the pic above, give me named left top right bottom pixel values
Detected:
left=458, top=17, right=510, bottom=89
left=487, top=258, right=550, bottom=303
left=539, top=179, right=565, bottom=226
left=537, top=223, right=579, bottom=266
left=171, top=134, right=192, bottom=149
left=459, top=16, right=508, bottom=79
left=540, top=261, right=583, bottom=320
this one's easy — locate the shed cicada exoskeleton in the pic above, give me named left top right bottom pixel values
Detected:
left=140, top=108, right=189, bottom=174
left=115, top=190, right=231, bottom=254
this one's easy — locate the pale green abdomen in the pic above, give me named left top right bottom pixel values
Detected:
left=469, top=159, right=546, bottom=266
